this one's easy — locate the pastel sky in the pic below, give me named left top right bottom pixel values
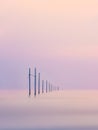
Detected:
left=0, top=0, right=98, bottom=89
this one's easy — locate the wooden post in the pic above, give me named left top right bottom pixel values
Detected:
left=58, top=87, right=59, bottom=91
left=49, top=82, right=50, bottom=92
left=51, top=84, right=52, bottom=92
left=46, top=80, right=48, bottom=93
left=34, top=68, right=37, bottom=96
left=50, top=84, right=52, bottom=92
left=42, top=80, right=44, bottom=93
left=38, top=73, right=40, bottom=94
left=29, top=68, right=31, bottom=97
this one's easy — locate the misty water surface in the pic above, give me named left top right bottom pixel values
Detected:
left=0, top=90, right=98, bottom=130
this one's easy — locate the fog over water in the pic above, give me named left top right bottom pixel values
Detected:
left=0, top=90, right=98, bottom=130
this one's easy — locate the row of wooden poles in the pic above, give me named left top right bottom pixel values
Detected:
left=28, top=67, right=59, bottom=97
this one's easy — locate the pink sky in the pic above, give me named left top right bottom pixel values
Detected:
left=0, top=0, right=98, bottom=89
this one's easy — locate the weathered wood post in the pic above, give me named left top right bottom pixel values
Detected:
left=29, top=68, right=31, bottom=97
left=34, top=68, right=37, bottom=96
left=50, top=84, right=52, bottom=92
left=38, top=73, right=40, bottom=94
left=42, top=80, right=44, bottom=93
left=57, top=86, right=59, bottom=91
left=51, top=84, right=52, bottom=92
left=46, top=80, right=48, bottom=93
left=49, top=82, right=50, bottom=92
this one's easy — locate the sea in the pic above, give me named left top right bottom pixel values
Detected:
left=0, top=90, right=98, bottom=130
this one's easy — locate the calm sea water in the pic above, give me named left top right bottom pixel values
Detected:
left=0, top=90, right=98, bottom=130
left=1, top=127, right=98, bottom=130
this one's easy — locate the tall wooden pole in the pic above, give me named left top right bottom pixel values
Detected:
left=34, top=68, right=37, bottom=96
left=29, top=68, right=31, bottom=96
left=38, top=73, right=40, bottom=94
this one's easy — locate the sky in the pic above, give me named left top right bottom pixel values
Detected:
left=0, top=0, right=98, bottom=89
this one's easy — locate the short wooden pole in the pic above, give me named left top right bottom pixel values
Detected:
left=42, top=80, right=44, bottom=93
left=34, top=68, right=37, bottom=96
left=38, top=73, right=40, bottom=94
left=46, top=80, right=48, bottom=93
left=29, top=68, right=31, bottom=96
